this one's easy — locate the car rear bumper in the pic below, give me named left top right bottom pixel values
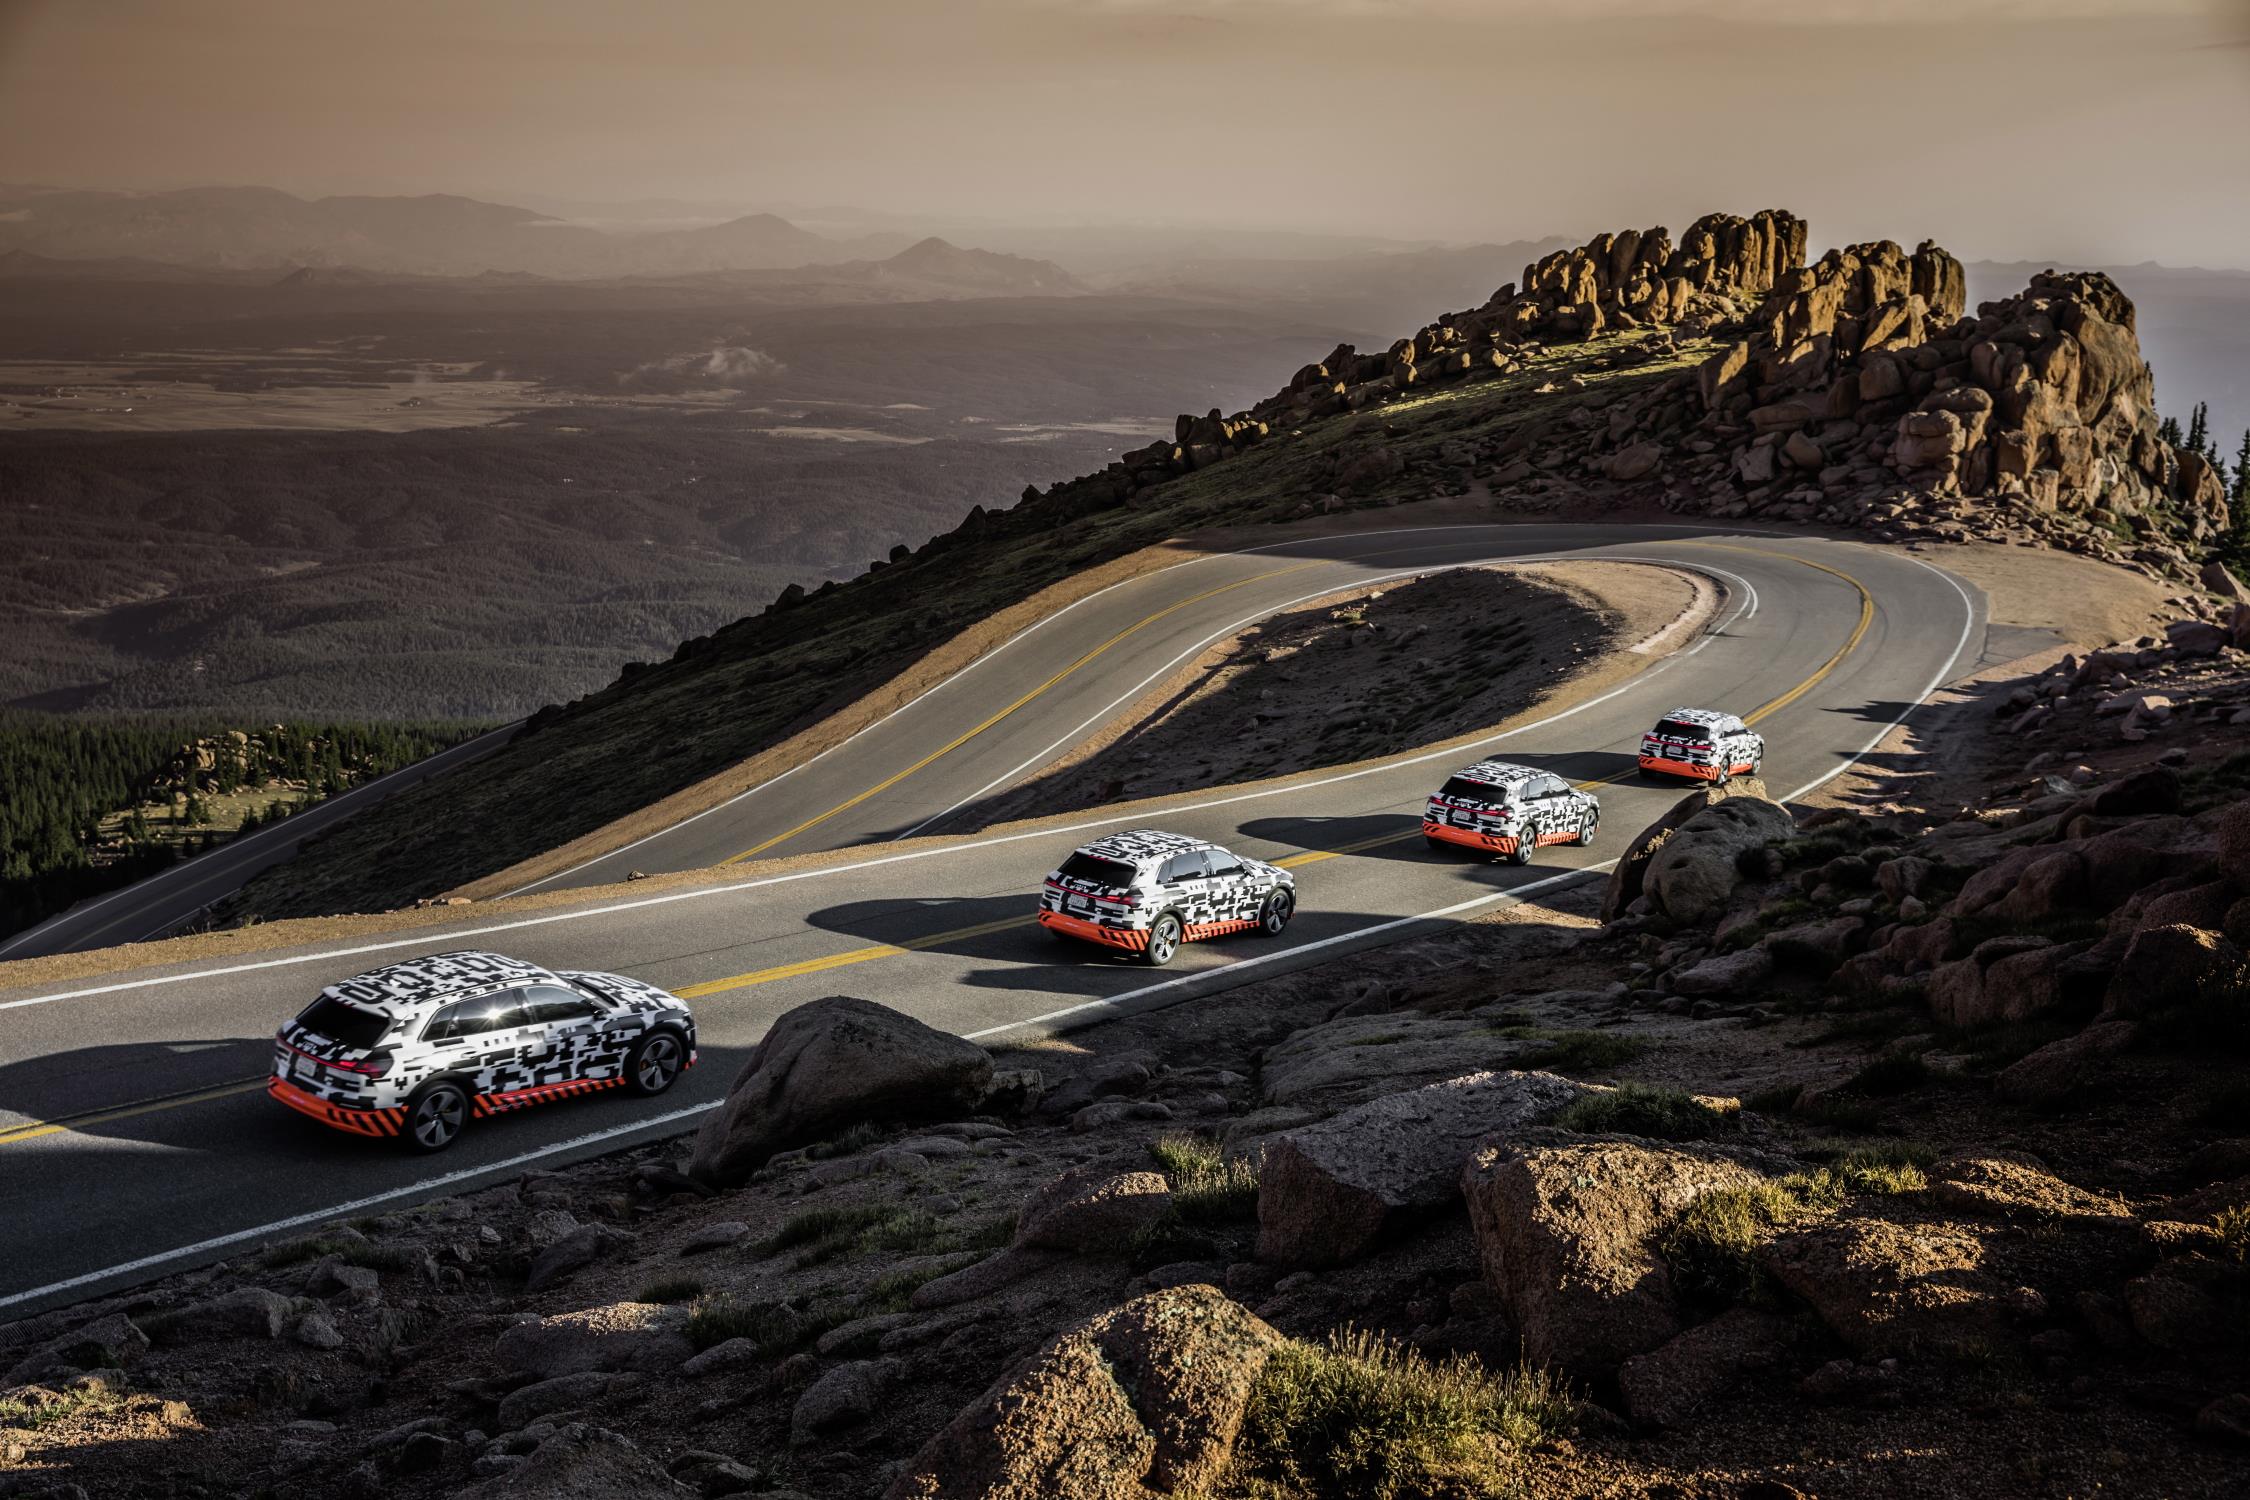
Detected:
left=1638, top=755, right=1749, bottom=780
left=1038, top=909, right=1148, bottom=951
left=1423, top=820, right=1519, bottom=854
left=268, top=1075, right=405, bottom=1139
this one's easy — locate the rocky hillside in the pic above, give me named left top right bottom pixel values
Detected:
left=217, top=208, right=2247, bottom=922
left=12, top=599, right=2250, bottom=1497
left=1047, top=209, right=2230, bottom=585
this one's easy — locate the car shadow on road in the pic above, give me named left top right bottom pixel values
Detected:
left=0, top=1037, right=751, bottom=1158
left=803, top=894, right=1036, bottom=962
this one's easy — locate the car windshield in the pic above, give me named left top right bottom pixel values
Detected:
left=1058, top=852, right=1136, bottom=887
left=297, top=995, right=389, bottom=1050
left=1653, top=719, right=1713, bottom=741
left=1438, top=776, right=1508, bottom=801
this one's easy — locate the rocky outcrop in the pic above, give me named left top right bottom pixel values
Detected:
left=1013, top=1167, right=1174, bottom=1253
left=1759, top=1216, right=2018, bottom=1357
left=887, top=1285, right=1279, bottom=1500
left=495, top=1303, right=696, bottom=1379
left=1637, top=792, right=1796, bottom=926
left=1256, top=1070, right=1584, bottom=1268
left=691, top=996, right=994, bottom=1187
left=1603, top=779, right=1780, bottom=923
left=1461, top=1137, right=1764, bottom=1380
left=1616, top=1308, right=1793, bottom=1430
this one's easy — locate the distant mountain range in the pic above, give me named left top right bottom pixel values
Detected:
left=0, top=184, right=950, bottom=279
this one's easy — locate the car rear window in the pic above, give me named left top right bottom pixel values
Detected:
left=1438, top=776, right=1508, bottom=801
left=297, top=996, right=390, bottom=1050
left=1058, top=852, right=1136, bottom=887
left=1653, top=719, right=1713, bottom=741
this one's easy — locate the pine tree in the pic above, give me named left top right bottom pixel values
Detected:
left=2235, top=429, right=2250, bottom=506
left=2188, top=402, right=2209, bottom=455
left=2159, top=414, right=2183, bottom=448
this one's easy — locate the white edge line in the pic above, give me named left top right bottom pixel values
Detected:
left=0, top=542, right=1980, bottom=1312
left=897, top=553, right=1755, bottom=841
left=1775, top=551, right=1980, bottom=804
left=0, top=866, right=1609, bottom=1314
left=0, top=553, right=1760, bottom=1015
left=0, top=1100, right=714, bottom=1313
left=495, top=520, right=1794, bottom=896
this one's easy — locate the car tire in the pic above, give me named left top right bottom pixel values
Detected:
left=1141, top=913, right=1184, bottom=968
left=1256, top=888, right=1295, bottom=937
left=1503, top=840, right=1533, bottom=867
left=1574, top=809, right=1599, bottom=847
left=1712, top=762, right=1731, bottom=789
left=627, top=1029, right=688, bottom=1096
left=403, top=1080, right=469, bottom=1153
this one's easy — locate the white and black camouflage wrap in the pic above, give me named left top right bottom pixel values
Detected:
left=269, top=949, right=696, bottom=1137
left=1638, top=706, right=1763, bottom=782
left=1038, top=829, right=1292, bottom=954
left=1423, top=760, right=1600, bottom=859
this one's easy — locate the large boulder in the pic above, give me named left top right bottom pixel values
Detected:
left=495, top=1303, right=696, bottom=1379
left=1928, top=1152, right=2131, bottom=1229
left=1617, top=791, right=1794, bottom=927
left=1014, top=1168, right=1174, bottom=1254
left=887, top=1285, right=1279, bottom=1500
left=2104, top=925, right=2240, bottom=1017
left=1257, top=1071, right=1584, bottom=1269
left=459, top=1422, right=693, bottom=1498
left=1759, top=1216, right=2014, bottom=1357
left=1604, top=780, right=1781, bottom=923
left=1461, top=1138, right=1763, bottom=1380
left=691, top=996, right=993, bottom=1187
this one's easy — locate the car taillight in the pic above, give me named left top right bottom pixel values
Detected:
left=1095, top=891, right=1141, bottom=912
left=327, top=1053, right=392, bottom=1079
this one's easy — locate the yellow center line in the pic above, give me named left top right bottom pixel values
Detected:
left=0, top=1078, right=265, bottom=1147
left=8, top=547, right=1885, bottom=1149
left=674, top=914, right=1030, bottom=999
left=1674, top=542, right=1876, bottom=726
left=718, top=560, right=1329, bottom=865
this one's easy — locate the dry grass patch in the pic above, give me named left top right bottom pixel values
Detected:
left=1151, top=1133, right=1261, bottom=1226
left=1214, top=1328, right=1574, bottom=1500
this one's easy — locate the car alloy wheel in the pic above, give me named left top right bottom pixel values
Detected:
left=1258, top=888, right=1295, bottom=936
left=630, top=1031, right=686, bottom=1095
left=406, top=1082, right=468, bottom=1153
left=1142, top=914, right=1183, bottom=967
left=1576, top=810, right=1599, bottom=846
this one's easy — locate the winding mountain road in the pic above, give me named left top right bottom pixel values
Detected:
left=0, top=523, right=1986, bottom=1317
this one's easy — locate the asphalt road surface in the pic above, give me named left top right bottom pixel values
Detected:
left=0, top=523, right=1985, bottom=1316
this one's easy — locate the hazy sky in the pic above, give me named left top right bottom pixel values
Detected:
left=4, top=0, right=2248, bottom=265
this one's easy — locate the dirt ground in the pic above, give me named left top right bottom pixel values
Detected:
left=937, top=559, right=1708, bottom=831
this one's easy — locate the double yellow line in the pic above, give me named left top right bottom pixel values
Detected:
left=1, top=545, right=1876, bottom=1150
left=718, top=559, right=1327, bottom=864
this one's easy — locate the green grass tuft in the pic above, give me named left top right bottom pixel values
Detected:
left=1657, top=1181, right=1803, bottom=1309
left=1151, top=1133, right=1261, bottom=1226
left=0, top=1384, right=115, bottom=1433
left=634, top=1275, right=704, bottom=1305
left=1219, top=1328, right=1573, bottom=1500
left=1514, top=1029, right=1647, bottom=1073
left=2216, top=1205, right=2250, bottom=1266
left=804, top=1121, right=884, bottom=1160
left=1554, top=1083, right=1734, bottom=1141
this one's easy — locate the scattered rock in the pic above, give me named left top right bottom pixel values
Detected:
left=495, top=1304, right=695, bottom=1379
left=1258, top=1070, right=1584, bottom=1269
left=887, top=1285, right=1278, bottom=1499
left=1462, top=1137, right=1763, bottom=1378
left=1761, top=1217, right=2014, bottom=1357
left=690, top=996, right=994, bottom=1188
left=1014, top=1168, right=1174, bottom=1254
left=791, top=1359, right=896, bottom=1445
left=1617, top=1308, right=1792, bottom=1429
left=1928, top=1153, right=2131, bottom=1228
